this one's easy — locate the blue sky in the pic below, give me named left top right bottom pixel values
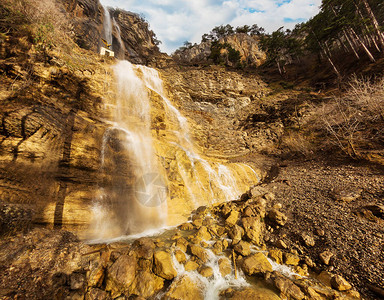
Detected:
left=99, top=0, right=321, bottom=54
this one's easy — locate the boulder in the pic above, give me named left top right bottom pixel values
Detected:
left=184, top=260, right=200, bottom=271
left=241, top=252, right=272, bottom=275
left=241, top=217, right=263, bottom=245
left=301, top=234, right=315, bottom=247
left=128, top=270, right=164, bottom=299
left=228, top=224, right=244, bottom=244
left=175, top=237, right=188, bottom=252
left=178, top=222, right=194, bottom=231
left=330, top=275, right=352, bottom=291
left=131, top=238, right=156, bottom=260
left=233, top=241, right=251, bottom=256
left=221, top=287, right=281, bottom=300
left=153, top=251, right=177, bottom=280
left=199, top=266, right=213, bottom=278
left=268, top=249, right=283, bottom=264
left=270, top=272, right=305, bottom=300
left=105, top=255, right=137, bottom=298
left=196, top=226, right=212, bottom=241
left=174, top=250, right=186, bottom=264
left=267, top=209, right=287, bottom=226
left=188, top=244, right=209, bottom=263
left=226, top=210, right=240, bottom=226
left=164, top=275, right=203, bottom=300
left=218, top=258, right=232, bottom=277
left=85, top=288, right=110, bottom=300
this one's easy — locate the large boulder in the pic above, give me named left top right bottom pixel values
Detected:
left=330, top=275, right=352, bottom=291
left=267, top=209, right=287, bottom=226
left=153, top=251, right=177, bottom=280
left=105, top=255, right=137, bottom=298
left=164, top=275, right=204, bottom=300
left=221, top=287, right=281, bottom=300
left=188, top=244, right=209, bottom=263
left=128, top=270, right=164, bottom=298
left=241, top=216, right=264, bottom=245
left=241, top=252, right=272, bottom=275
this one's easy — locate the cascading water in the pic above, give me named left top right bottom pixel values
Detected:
left=102, top=6, right=113, bottom=46
left=90, top=59, right=260, bottom=239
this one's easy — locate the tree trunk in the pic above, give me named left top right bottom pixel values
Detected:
left=349, top=28, right=376, bottom=62
left=359, top=0, right=384, bottom=50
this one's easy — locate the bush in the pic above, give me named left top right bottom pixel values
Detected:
left=322, top=77, right=384, bottom=158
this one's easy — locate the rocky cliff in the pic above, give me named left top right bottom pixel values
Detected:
left=173, top=33, right=266, bottom=67
left=61, top=0, right=165, bottom=65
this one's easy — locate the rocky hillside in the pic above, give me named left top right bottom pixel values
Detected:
left=173, top=33, right=266, bottom=67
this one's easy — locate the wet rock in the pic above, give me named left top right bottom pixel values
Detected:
left=199, top=266, right=213, bottom=278
left=88, top=250, right=110, bottom=287
left=129, top=270, right=164, bottom=299
left=188, top=244, right=209, bottom=263
left=164, top=275, right=203, bottom=300
left=192, top=218, right=203, bottom=228
left=153, top=251, right=177, bottom=280
left=330, top=275, right=352, bottom=291
left=284, top=253, right=300, bottom=266
left=196, top=206, right=209, bottom=216
left=226, top=210, right=240, bottom=226
left=209, top=224, right=226, bottom=237
left=179, top=222, right=194, bottom=231
left=218, top=257, right=232, bottom=277
left=70, top=272, right=86, bottom=291
left=184, top=260, right=200, bottom=271
left=175, top=237, right=188, bottom=252
left=268, top=249, right=283, bottom=264
left=174, top=250, right=186, bottom=264
left=319, top=251, right=333, bottom=265
left=270, top=272, right=305, bottom=300
left=301, top=234, right=315, bottom=247
left=228, top=224, right=244, bottom=245
left=131, top=238, right=156, bottom=260
left=105, top=255, right=137, bottom=298
left=267, top=209, right=287, bottom=226
left=212, top=240, right=224, bottom=255
left=221, top=287, right=281, bottom=300
left=241, top=252, right=272, bottom=275
left=233, top=241, right=251, bottom=256
left=196, top=226, right=212, bottom=241
left=241, top=217, right=263, bottom=245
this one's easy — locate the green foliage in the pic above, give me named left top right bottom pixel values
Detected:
left=33, top=22, right=54, bottom=50
left=209, top=41, right=241, bottom=67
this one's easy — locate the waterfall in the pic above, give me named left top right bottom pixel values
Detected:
left=90, top=60, right=260, bottom=239
left=102, top=6, right=113, bottom=46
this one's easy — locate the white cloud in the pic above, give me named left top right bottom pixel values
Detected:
left=100, top=0, right=321, bottom=54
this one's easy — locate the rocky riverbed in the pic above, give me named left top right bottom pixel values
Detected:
left=0, top=181, right=371, bottom=299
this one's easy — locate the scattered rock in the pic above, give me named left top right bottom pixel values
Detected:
left=184, top=260, right=200, bottom=271
left=179, top=222, right=194, bottom=231
left=250, top=186, right=267, bottom=198
left=188, top=244, right=209, bottom=263
left=275, top=240, right=288, bottom=249
left=269, top=272, right=305, bottom=300
left=301, top=233, right=315, bottom=247
left=268, top=249, right=283, bottom=264
left=174, top=250, right=186, bottom=264
left=319, top=251, right=334, bottom=265
left=331, top=275, right=352, bottom=291
left=227, top=224, right=244, bottom=244
left=70, top=272, right=86, bottom=291
left=85, top=288, right=110, bottom=300
left=175, top=238, right=188, bottom=252
left=267, top=209, right=288, bottom=226
left=241, top=217, right=263, bottom=245
left=153, top=251, right=177, bottom=280
left=241, top=252, right=272, bottom=275
left=128, top=270, right=164, bottom=299
left=131, top=238, right=156, bottom=260
left=196, top=226, right=212, bottom=241
left=221, top=287, right=281, bottom=300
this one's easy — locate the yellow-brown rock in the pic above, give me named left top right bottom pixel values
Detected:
left=153, top=251, right=177, bottom=280
left=330, top=275, right=352, bottom=291
left=284, top=253, right=300, bottom=266
left=241, top=252, right=272, bottom=275
left=164, top=275, right=204, bottom=300
left=218, top=257, right=232, bottom=277
left=268, top=249, right=283, bottom=264
left=241, top=217, right=264, bottom=245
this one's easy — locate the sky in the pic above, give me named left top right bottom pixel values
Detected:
left=99, top=0, right=322, bottom=54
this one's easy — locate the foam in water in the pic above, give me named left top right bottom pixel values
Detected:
left=102, top=6, right=113, bottom=46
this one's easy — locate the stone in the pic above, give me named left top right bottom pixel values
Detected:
left=176, top=237, right=188, bottom=252
left=199, top=266, right=214, bottom=278
left=221, top=287, right=281, bottom=300
left=196, top=206, right=209, bottom=216
left=212, top=240, right=224, bottom=255
left=264, top=192, right=275, bottom=202
left=192, top=218, right=203, bottom=228
left=218, top=257, right=232, bottom=277
left=196, top=226, right=212, bottom=241
left=164, top=275, right=203, bottom=300
left=209, top=224, right=226, bottom=237
left=304, top=256, right=316, bottom=268
left=70, top=272, right=86, bottom=290
left=241, top=217, right=263, bottom=245
left=226, top=210, right=240, bottom=226
left=306, top=287, right=323, bottom=300
left=301, top=234, right=315, bottom=247
left=178, top=222, right=194, bottom=231
left=228, top=224, right=244, bottom=244
left=241, top=252, right=272, bottom=275
left=332, top=187, right=362, bottom=202
left=189, top=244, right=209, bottom=263
left=317, top=271, right=333, bottom=287
left=319, top=251, right=333, bottom=265
left=128, top=270, right=164, bottom=299
left=131, top=238, right=156, bottom=260
left=242, top=206, right=254, bottom=217
left=153, top=251, right=177, bottom=280
left=268, top=249, right=283, bottom=264
left=85, top=288, right=110, bottom=300
left=275, top=240, right=288, bottom=249
left=233, top=241, right=251, bottom=256
left=267, top=209, right=287, bottom=226
left=184, top=260, right=200, bottom=271
left=105, top=255, right=137, bottom=298
left=250, top=186, right=267, bottom=198
left=330, top=275, right=352, bottom=291
left=270, top=272, right=305, bottom=300
left=284, top=253, right=300, bottom=266
left=174, top=250, right=186, bottom=264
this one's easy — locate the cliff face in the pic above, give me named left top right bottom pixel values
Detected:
left=173, top=33, right=266, bottom=67
left=60, top=0, right=164, bottom=65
